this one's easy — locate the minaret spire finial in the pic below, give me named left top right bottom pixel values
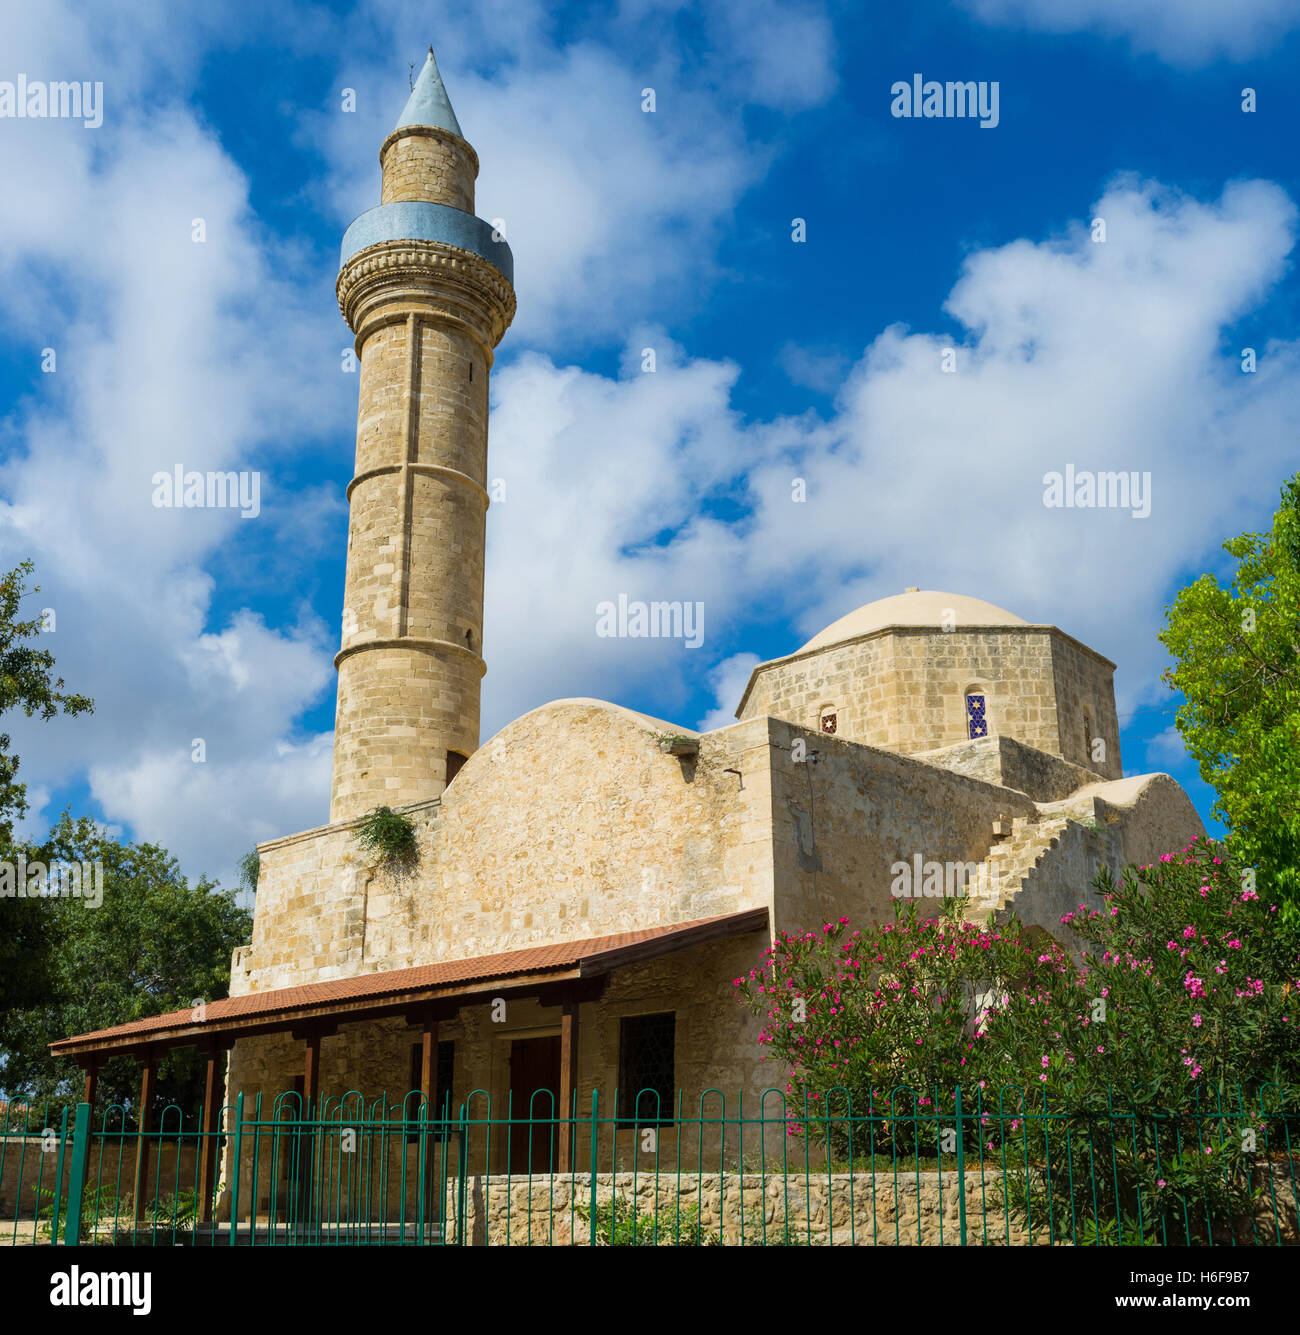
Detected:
left=392, top=41, right=463, bottom=137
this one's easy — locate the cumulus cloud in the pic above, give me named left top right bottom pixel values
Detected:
left=0, top=0, right=838, bottom=885
left=3, top=0, right=1297, bottom=896
left=778, top=343, right=851, bottom=395
left=1140, top=723, right=1192, bottom=772
left=960, top=0, right=1300, bottom=65
left=0, top=1, right=349, bottom=886
left=481, top=176, right=1300, bottom=742
left=695, top=653, right=762, bottom=732
left=301, top=0, right=835, bottom=344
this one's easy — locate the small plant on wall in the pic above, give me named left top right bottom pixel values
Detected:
left=353, top=805, right=419, bottom=874
left=237, top=850, right=260, bottom=895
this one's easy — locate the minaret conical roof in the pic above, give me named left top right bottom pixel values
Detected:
left=394, top=45, right=463, bottom=138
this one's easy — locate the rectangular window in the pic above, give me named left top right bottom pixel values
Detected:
left=617, top=1012, right=675, bottom=1127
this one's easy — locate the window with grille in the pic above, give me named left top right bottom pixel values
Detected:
left=966, top=693, right=988, bottom=739
left=617, top=1012, right=675, bottom=1127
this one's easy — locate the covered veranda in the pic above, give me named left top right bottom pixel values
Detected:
left=48, top=909, right=769, bottom=1228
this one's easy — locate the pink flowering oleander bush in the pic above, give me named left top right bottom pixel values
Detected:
left=733, top=903, right=1064, bottom=1136
left=735, top=838, right=1300, bottom=1243
left=1060, top=836, right=1300, bottom=1098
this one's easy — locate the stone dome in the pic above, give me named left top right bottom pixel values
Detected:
left=799, top=590, right=1027, bottom=653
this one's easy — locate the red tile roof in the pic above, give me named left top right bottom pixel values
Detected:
left=49, top=909, right=768, bottom=1056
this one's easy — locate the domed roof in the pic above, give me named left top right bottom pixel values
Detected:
left=799, top=590, right=1027, bottom=653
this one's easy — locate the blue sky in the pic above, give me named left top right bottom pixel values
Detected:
left=3, top=0, right=1300, bottom=887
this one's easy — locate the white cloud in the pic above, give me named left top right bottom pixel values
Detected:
left=0, top=0, right=838, bottom=886
left=778, top=343, right=851, bottom=395
left=960, top=0, right=1300, bottom=64
left=1142, top=724, right=1190, bottom=771
left=301, top=1, right=835, bottom=344
left=0, top=2, right=347, bottom=886
left=88, top=732, right=334, bottom=900
left=695, top=653, right=762, bottom=732
left=480, top=176, right=1300, bottom=744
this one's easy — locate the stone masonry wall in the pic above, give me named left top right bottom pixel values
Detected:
left=453, top=1169, right=1039, bottom=1246
left=739, top=634, right=893, bottom=747
left=914, top=734, right=1101, bottom=803
left=379, top=127, right=477, bottom=212
left=1050, top=633, right=1123, bottom=778
left=0, top=1138, right=198, bottom=1218
left=763, top=717, right=1038, bottom=936
left=739, top=626, right=1112, bottom=768
left=242, top=705, right=777, bottom=994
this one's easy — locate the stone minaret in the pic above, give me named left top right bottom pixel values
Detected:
left=331, top=47, right=515, bottom=821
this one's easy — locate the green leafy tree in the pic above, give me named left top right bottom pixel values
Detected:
left=1160, top=474, right=1300, bottom=915
left=0, top=559, right=93, bottom=1018
left=0, top=559, right=93, bottom=846
left=0, top=815, right=252, bottom=1124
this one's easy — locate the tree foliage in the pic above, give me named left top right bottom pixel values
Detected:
left=1160, top=473, right=1300, bottom=915
left=0, top=559, right=93, bottom=846
left=0, top=815, right=252, bottom=1123
left=0, top=559, right=94, bottom=1034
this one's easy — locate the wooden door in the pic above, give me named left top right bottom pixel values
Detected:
left=508, top=1036, right=561, bottom=1173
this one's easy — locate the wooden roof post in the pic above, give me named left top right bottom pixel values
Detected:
left=558, top=997, right=579, bottom=1173
left=131, top=1049, right=156, bottom=1227
left=197, top=1040, right=227, bottom=1225
left=296, top=1025, right=323, bottom=1236
left=80, top=1057, right=99, bottom=1111
left=302, top=1027, right=321, bottom=1115
left=419, top=1013, right=439, bottom=1108
left=419, top=1012, right=440, bottom=1227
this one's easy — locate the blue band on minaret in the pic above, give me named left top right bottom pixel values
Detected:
left=340, top=201, right=514, bottom=285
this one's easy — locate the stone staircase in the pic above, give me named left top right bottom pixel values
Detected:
left=963, top=812, right=1076, bottom=921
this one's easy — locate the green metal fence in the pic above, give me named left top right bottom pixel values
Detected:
left=2, top=1084, right=1296, bottom=1246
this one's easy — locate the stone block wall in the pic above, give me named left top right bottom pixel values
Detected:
left=738, top=634, right=892, bottom=745
left=738, top=624, right=1115, bottom=771
left=764, top=717, right=1038, bottom=935
left=0, top=1137, right=198, bottom=1219
left=442, top=1169, right=1038, bottom=1246
left=914, top=734, right=1101, bottom=803
left=379, top=127, right=477, bottom=212
left=244, top=704, right=777, bottom=995
left=1001, top=774, right=1205, bottom=942
left=1050, top=633, right=1123, bottom=778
